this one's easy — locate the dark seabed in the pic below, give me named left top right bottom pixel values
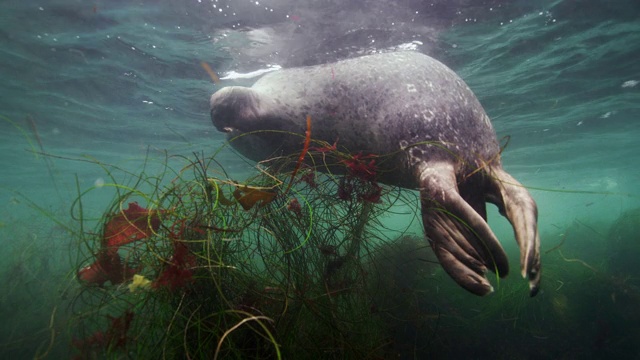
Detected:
left=1, top=0, right=639, bottom=358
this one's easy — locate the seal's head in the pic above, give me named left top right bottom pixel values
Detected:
left=210, top=86, right=263, bottom=135
left=210, top=86, right=288, bottom=161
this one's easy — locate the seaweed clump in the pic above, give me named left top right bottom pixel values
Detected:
left=66, top=141, right=424, bottom=359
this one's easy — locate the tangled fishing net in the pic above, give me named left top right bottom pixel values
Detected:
left=67, top=136, right=438, bottom=359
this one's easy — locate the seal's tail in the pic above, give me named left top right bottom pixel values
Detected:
left=418, top=161, right=541, bottom=297
left=486, top=165, right=541, bottom=297
left=418, top=162, right=509, bottom=296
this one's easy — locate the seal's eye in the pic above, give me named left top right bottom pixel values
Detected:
left=223, top=127, right=234, bottom=133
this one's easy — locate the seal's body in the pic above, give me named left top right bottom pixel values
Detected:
left=210, top=51, right=541, bottom=296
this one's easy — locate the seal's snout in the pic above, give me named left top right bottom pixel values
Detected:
left=209, top=87, right=236, bottom=132
left=210, top=86, right=260, bottom=134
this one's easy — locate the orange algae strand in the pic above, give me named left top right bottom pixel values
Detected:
left=284, top=114, right=312, bottom=195
left=201, top=61, right=220, bottom=83
left=233, top=186, right=277, bottom=210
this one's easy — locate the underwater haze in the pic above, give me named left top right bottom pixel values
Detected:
left=1, top=0, right=639, bottom=358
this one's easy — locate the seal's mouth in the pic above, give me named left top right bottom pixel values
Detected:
left=219, top=126, right=244, bottom=138
left=211, top=120, right=239, bottom=134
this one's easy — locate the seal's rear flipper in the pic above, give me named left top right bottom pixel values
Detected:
left=418, top=162, right=509, bottom=296
left=486, top=166, right=541, bottom=297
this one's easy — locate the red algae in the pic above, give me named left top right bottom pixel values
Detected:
left=153, top=241, right=197, bottom=291
left=73, top=311, right=134, bottom=356
left=103, top=202, right=162, bottom=248
left=77, top=250, right=137, bottom=286
left=78, top=202, right=160, bottom=286
left=337, top=153, right=382, bottom=203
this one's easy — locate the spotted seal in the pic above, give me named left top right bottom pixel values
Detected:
left=209, top=51, right=541, bottom=296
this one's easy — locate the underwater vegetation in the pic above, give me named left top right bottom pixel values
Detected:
left=63, top=139, right=438, bottom=359
left=5, top=127, right=638, bottom=359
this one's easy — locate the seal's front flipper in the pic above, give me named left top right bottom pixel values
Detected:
left=418, top=162, right=509, bottom=296
left=486, top=166, right=541, bottom=296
